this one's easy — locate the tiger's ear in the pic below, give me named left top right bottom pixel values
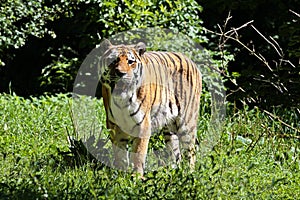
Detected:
left=102, top=38, right=112, bottom=49
left=94, top=39, right=112, bottom=57
left=135, top=42, right=146, bottom=56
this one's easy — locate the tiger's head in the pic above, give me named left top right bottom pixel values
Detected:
left=100, top=40, right=146, bottom=90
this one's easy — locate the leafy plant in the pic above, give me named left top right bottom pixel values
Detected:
left=0, top=0, right=208, bottom=96
left=0, top=93, right=299, bottom=199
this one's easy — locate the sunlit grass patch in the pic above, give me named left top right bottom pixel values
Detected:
left=0, top=93, right=299, bottom=199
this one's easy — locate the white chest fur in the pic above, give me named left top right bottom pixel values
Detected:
left=110, top=92, right=144, bottom=135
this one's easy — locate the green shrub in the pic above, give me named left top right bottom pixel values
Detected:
left=0, top=0, right=212, bottom=96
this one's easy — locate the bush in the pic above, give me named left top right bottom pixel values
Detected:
left=201, top=0, right=300, bottom=108
left=0, top=0, right=208, bottom=96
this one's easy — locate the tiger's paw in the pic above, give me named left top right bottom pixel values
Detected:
left=131, top=173, right=146, bottom=181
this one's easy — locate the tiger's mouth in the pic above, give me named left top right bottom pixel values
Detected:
left=101, top=68, right=127, bottom=92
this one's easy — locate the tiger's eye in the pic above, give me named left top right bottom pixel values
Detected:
left=128, top=59, right=135, bottom=65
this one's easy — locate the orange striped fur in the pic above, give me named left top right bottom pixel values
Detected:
left=100, top=40, right=202, bottom=175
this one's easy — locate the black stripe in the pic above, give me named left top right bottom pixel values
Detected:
left=152, top=92, right=162, bottom=118
left=147, top=53, right=165, bottom=117
left=158, top=53, right=171, bottom=84
left=165, top=52, right=176, bottom=68
left=148, top=53, right=162, bottom=84
left=109, top=106, right=114, bottom=119
left=154, top=52, right=173, bottom=86
left=146, top=54, right=159, bottom=112
left=190, top=62, right=200, bottom=120
left=131, top=111, right=147, bottom=132
left=191, top=62, right=197, bottom=86
left=163, top=132, right=175, bottom=137
left=150, top=82, right=157, bottom=114
left=169, top=101, right=173, bottom=114
left=175, top=94, right=181, bottom=115
left=137, top=113, right=147, bottom=126
left=129, top=94, right=148, bottom=132
left=129, top=93, right=134, bottom=103
left=122, top=92, right=135, bottom=108
left=185, top=57, right=191, bottom=83
left=146, top=53, right=156, bottom=69
left=120, top=138, right=130, bottom=143
left=139, top=61, right=143, bottom=78
left=151, top=52, right=167, bottom=67
left=150, top=53, right=166, bottom=115
left=185, top=57, right=193, bottom=120
left=172, top=53, right=184, bottom=101
left=130, top=95, right=146, bottom=117
left=158, top=52, right=170, bottom=68
left=133, top=61, right=142, bottom=79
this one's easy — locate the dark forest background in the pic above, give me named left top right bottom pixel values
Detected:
left=0, top=0, right=299, bottom=108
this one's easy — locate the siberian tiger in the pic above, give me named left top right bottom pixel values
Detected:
left=99, top=39, right=202, bottom=175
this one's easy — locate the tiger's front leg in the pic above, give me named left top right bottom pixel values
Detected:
left=131, top=115, right=151, bottom=175
left=110, top=125, right=130, bottom=170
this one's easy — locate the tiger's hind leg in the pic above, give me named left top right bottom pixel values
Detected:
left=179, top=129, right=197, bottom=170
left=164, top=132, right=181, bottom=167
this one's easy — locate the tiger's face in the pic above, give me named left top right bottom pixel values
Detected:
left=100, top=41, right=146, bottom=90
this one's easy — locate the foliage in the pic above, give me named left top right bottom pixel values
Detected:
left=1, top=0, right=299, bottom=108
left=40, top=57, right=79, bottom=93
left=0, top=0, right=55, bottom=52
left=0, top=0, right=205, bottom=96
left=0, top=93, right=299, bottom=199
left=201, top=0, right=300, bottom=108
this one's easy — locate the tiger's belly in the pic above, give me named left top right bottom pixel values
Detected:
left=150, top=103, right=179, bottom=131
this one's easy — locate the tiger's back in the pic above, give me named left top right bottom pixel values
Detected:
left=100, top=40, right=202, bottom=175
left=140, top=51, right=201, bottom=132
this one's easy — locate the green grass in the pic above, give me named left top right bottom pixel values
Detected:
left=0, top=93, right=299, bottom=199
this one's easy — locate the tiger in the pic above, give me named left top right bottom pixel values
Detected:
left=99, top=39, right=202, bottom=176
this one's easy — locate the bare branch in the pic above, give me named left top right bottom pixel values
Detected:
left=203, top=24, right=274, bottom=72
left=250, top=25, right=283, bottom=57
left=289, top=9, right=300, bottom=18
left=224, top=20, right=254, bottom=36
left=281, top=59, right=296, bottom=68
left=203, top=14, right=299, bottom=99
left=269, top=36, right=284, bottom=56
left=226, top=33, right=273, bottom=71
left=224, top=11, right=232, bottom=29
left=226, top=87, right=246, bottom=99
left=204, top=12, right=298, bottom=76
left=262, top=109, right=300, bottom=133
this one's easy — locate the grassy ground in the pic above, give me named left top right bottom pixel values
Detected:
left=0, top=93, right=299, bottom=199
